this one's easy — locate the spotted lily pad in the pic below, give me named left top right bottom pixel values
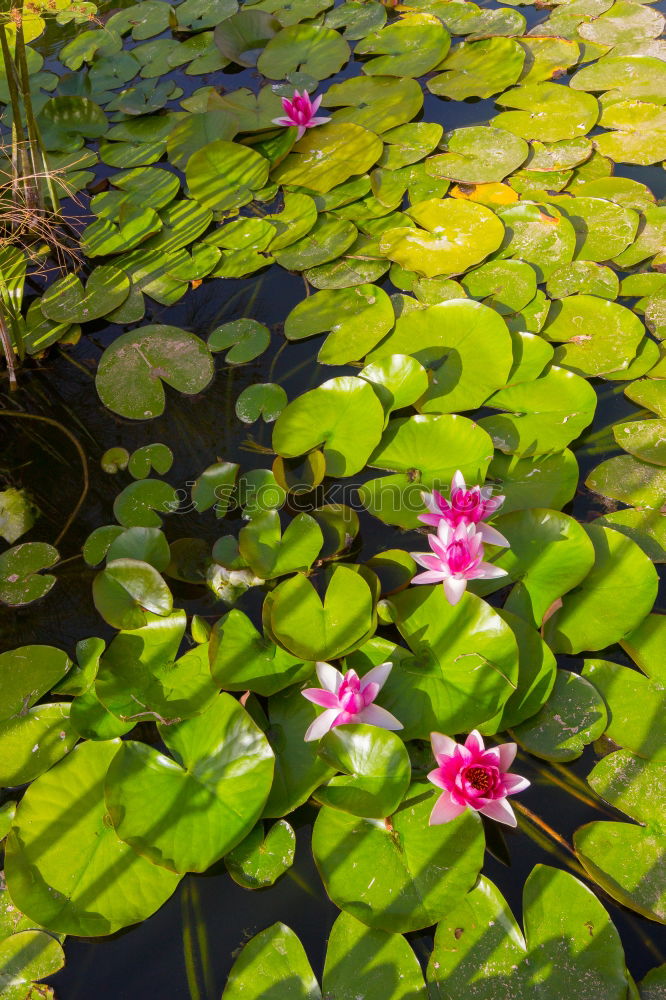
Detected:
left=257, top=24, right=349, bottom=80
left=0, top=544, right=59, bottom=607
left=428, top=36, right=524, bottom=100
left=96, top=325, right=215, bottom=419
left=426, top=126, right=529, bottom=184
left=542, top=294, right=645, bottom=376
left=272, top=123, right=383, bottom=194
left=224, top=820, right=296, bottom=890
left=512, top=669, right=608, bottom=761
left=354, top=13, right=450, bottom=77
left=493, top=82, right=599, bottom=142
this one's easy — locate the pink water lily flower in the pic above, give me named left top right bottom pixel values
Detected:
left=428, top=731, right=530, bottom=828
left=272, top=89, right=331, bottom=140
left=410, top=520, right=508, bottom=606
left=420, top=470, right=506, bottom=542
left=302, top=661, right=402, bottom=741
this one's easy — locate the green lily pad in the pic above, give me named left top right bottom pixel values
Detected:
left=512, top=669, right=608, bottom=761
left=378, top=122, right=443, bottom=170
left=96, top=325, right=214, bottom=420
left=107, top=0, right=173, bottom=39
left=379, top=586, right=519, bottom=739
left=427, top=866, right=630, bottom=999
left=587, top=454, right=666, bottom=508
left=596, top=509, right=666, bottom=564
left=578, top=1, right=664, bottom=46
left=546, top=260, right=619, bottom=299
left=312, top=783, right=484, bottom=933
left=213, top=9, right=280, bottom=67
left=323, top=76, right=424, bottom=132
left=570, top=54, right=666, bottom=103
left=493, top=82, right=599, bottom=141
left=113, top=479, right=178, bottom=527
left=493, top=201, right=576, bottom=280
left=354, top=13, right=450, bottom=77
left=257, top=24, right=349, bottom=80
left=209, top=609, right=312, bottom=696
left=273, top=215, right=357, bottom=270
left=369, top=412, right=495, bottom=486
left=104, top=694, right=274, bottom=874
left=272, top=123, right=383, bottom=194
left=272, top=376, right=385, bottom=477
left=186, top=140, right=269, bottom=211
left=380, top=198, right=505, bottom=277
left=222, top=922, right=320, bottom=999
left=269, top=565, right=375, bottom=661
left=92, top=557, right=172, bottom=630
left=461, top=260, right=537, bottom=315
left=359, top=354, right=429, bottom=415
left=4, top=740, right=181, bottom=936
left=41, top=266, right=130, bottom=324
left=0, top=645, right=71, bottom=723
left=613, top=419, right=666, bottom=466
left=0, top=543, right=59, bottom=607
left=0, top=930, right=65, bottom=994
left=480, top=365, right=596, bottom=455
left=428, top=36, right=525, bottom=100
left=0, top=703, right=77, bottom=787
left=518, top=35, right=581, bottom=85
left=238, top=511, right=323, bottom=579
left=0, top=488, right=37, bottom=545
left=575, top=752, right=666, bottom=922
left=236, top=383, right=287, bottom=424
left=427, top=126, right=528, bottom=185
left=265, top=192, right=318, bottom=250
left=209, top=319, right=270, bottom=364
left=322, top=910, right=426, bottom=1000
left=284, top=284, right=394, bottom=365
left=544, top=524, right=659, bottom=654
left=166, top=111, right=238, bottom=170
left=314, top=724, right=411, bottom=819
left=128, top=443, right=173, bottom=479
left=224, top=820, right=296, bottom=889
left=582, top=659, right=665, bottom=759
left=542, top=294, right=645, bottom=376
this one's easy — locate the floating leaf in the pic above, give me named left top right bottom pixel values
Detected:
left=542, top=294, right=644, bottom=376
left=354, top=13, right=450, bottom=77
left=209, top=609, right=311, bottom=696
left=512, top=669, right=608, bottom=761
left=493, top=82, right=599, bottom=142
left=284, top=284, right=394, bottom=364
left=273, top=376, right=385, bottom=477
left=428, top=37, right=524, bottom=100
left=544, top=525, right=658, bottom=654
left=587, top=454, right=666, bottom=509
left=312, top=783, right=484, bottom=933
left=493, top=201, right=576, bottom=280
left=92, top=557, right=172, bottom=630
left=272, top=123, right=383, bottom=194
left=427, top=126, right=529, bottom=184
left=314, top=724, right=411, bottom=819
left=323, top=76, right=423, bottom=132
left=186, top=140, right=269, bottom=211
left=257, top=24, right=349, bottom=80
left=582, top=659, right=665, bottom=760
left=0, top=489, right=38, bottom=544
left=105, top=694, right=274, bottom=874
left=222, top=923, right=320, bottom=999
left=236, top=383, right=287, bottom=424
left=96, top=325, right=214, bottom=420
left=208, top=318, right=270, bottom=364
left=41, top=266, right=130, bottom=324
left=0, top=703, right=77, bottom=787
left=224, top=820, right=295, bottom=889
left=0, top=543, right=59, bottom=607
left=238, top=511, right=323, bottom=579
left=5, top=740, right=180, bottom=936
left=0, top=645, right=70, bottom=724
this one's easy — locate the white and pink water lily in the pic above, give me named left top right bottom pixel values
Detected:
left=428, top=730, right=530, bottom=828
left=301, top=661, right=403, bottom=741
left=420, top=470, right=506, bottom=537
left=272, top=90, right=331, bottom=140
left=410, top=520, right=508, bottom=605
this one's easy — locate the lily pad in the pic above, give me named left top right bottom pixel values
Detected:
left=209, top=319, right=270, bottom=364
left=284, top=284, right=394, bottom=365
left=493, top=82, right=599, bottom=142
left=380, top=198, right=505, bottom=278
left=542, top=294, right=645, bottom=376
left=544, top=524, right=659, bottom=654
left=512, top=669, right=608, bottom=761
left=272, top=376, right=385, bottom=477
left=272, top=123, right=383, bottom=194
left=0, top=703, right=77, bottom=787
left=312, top=783, right=484, bottom=933
left=314, top=724, right=411, bottom=819
left=4, top=740, right=181, bottom=936
left=582, top=659, right=665, bottom=760
left=587, top=454, right=666, bottom=509
left=224, top=820, right=295, bottom=890
left=96, top=325, right=214, bottom=420
left=428, top=37, right=525, bottom=100
left=104, top=694, right=274, bottom=874
left=0, top=543, right=59, bottom=607
left=209, top=610, right=312, bottom=696
left=493, top=201, right=576, bottom=280
left=323, top=76, right=424, bottom=133
left=41, top=266, right=130, bottom=324
left=236, top=383, right=287, bottom=424
left=0, top=645, right=71, bottom=723
left=427, top=126, right=529, bottom=184
left=238, top=511, right=323, bottom=579
left=257, top=25, right=349, bottom=80
left=186, top=140, right=269, bottom=211
left=222, top=922, right=320, bottom=999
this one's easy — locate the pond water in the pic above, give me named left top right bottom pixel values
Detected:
left=1, top=0, right=666, bottom=996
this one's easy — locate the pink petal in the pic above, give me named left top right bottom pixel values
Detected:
left=301, top=687, right=340, bottom=710
left=356, top=703, right=403, bottom=731
left=475, top=562, right=508, bottom=580
left=465, top=730, right=485, bottom=754
left=478, top=797, right=517, bottom=827
left=304, top=707, right=341, bottom=742
left=308, top=115, right=331, bottom=127
left=296, top=125, right=307, bottom=140
left=431, top=732, right=457, bottom=759
left=311, top=93, right=323, bottom=112
left=443, top=576, right=467, bottom=605
left=411, top=552, right=444, bottom=572
left=501, top=773, right=530, bottom=795
left=418, top=512, right=443, bottom=527
left=361, top=681, right=380, bottom=706
left=316, top=661, right=343, bottom=693
left=427, top=767, right=449, bottom=790
left=412, top=570, right=446, bottom=585
left=430, top=792, right=467, bottom=825
left=451, top=470, right=466, bottom=492
left=360, top=661, right=392, bottom=694
left=497, top=742, right=517, bottom=771
left=272, top=117, right=296, bottom=127
left=281, top=97, right=293, bottom=113
left=477, top=524, right=510, bottom=548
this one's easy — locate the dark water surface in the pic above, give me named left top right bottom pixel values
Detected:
left=1, top=0, right=665, bottom=995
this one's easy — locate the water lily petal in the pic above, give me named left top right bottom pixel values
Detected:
left=412, top=569, right=447, bottom=585
left=357, top=703, right=403, bottom=731
left=465, top=730, right=485, bottom=754
left=475, top=562, right=508, bottom=579
left=443, top=576, right=467, bottom=605
left=478, top=797, right=517, bottom=827
left=501, top=773, right=531, bottom=795
left=304, top=707, right=342, bottom=742
left=452, top=470, right=466, bottom=493
left=360, top=661, right=392, bottom=693
left=497, top=741, right=518, bottom=771
left=316, top=660, right=344, bottom=693
left=301, top=687, right=340, bottom=710
left=477, top=523, right=510, bottom=548
left=431, top=732, right=457, bottom=759
left=429, top=791, right=467, bottom=825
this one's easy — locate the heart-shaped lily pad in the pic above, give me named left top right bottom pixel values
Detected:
left=0, top=543, right=59, bottom=607
left=428, top=36, right=524, bottom=100
left=96, top=325, right=214, bottom=419
left=272, top=123, right=383, bottom=194
left=41, top=266, right=130, bottom=324
left=284, top=284, right=394, bottom=364
left=224, top=820, right=295, bottom=889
